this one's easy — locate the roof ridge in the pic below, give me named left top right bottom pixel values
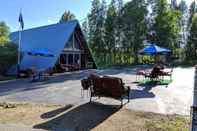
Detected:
left=11, top=19, right=78, bottom=34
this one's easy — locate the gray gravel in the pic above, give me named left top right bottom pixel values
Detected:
left=0, top=67, right=194, bottom=130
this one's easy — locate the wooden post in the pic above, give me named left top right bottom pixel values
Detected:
left=73, top=53, right=74, bottom=65
left=79, top=53, right=81, bottom=69
left=66, top=54, right=68, bottom=65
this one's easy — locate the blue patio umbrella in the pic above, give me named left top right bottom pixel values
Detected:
left=139, top=44, right=172, bottom=55
left=27, top=49, right=55, bottom=57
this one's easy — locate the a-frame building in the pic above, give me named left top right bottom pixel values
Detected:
left=10, top=20, right=96, bottom=73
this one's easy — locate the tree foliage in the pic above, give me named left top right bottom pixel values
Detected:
left=59, top=10, right=76, bottom=23
left=0, top=22, right=17, bottom=75
left=0, top=22, right=9, bottom=46
left=82, top=0, right=190, bottom=67
left=185, top=13, right=197, bottom=59
left=188, top=1, right=197, bottom=28
left=86, top=0, right=148, bottom=66
left=150, top=0, right=181, bottom=49
left=104, top=0, right=117, bottom=64
left=0, top=43, right=18, bottom=75
left=88, top=0, right=107, bottom=65
left=121, top=0, right=148, bottom=63
left=177, top=0, right=188, bottom=48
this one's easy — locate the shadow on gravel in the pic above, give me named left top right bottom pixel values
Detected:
left=41, top=104, right=73, bottom=119
left=0, top=67, right=148, bottom=97
left=34, top=102, right=120, bottom=131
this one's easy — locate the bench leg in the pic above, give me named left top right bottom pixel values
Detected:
left=81, top=88, right=84, bottom=98
left=128, top=91, right=130, bottom=103
left=170, top=75, right=172, bottom=81
left=121, top=97, right=123, bottom=106
left=89, top=96, right=92, bottom=103
left=136, top=75, right=138, bottom=81
left=87, top=89, right=89, bottom=98
left=89, top=92, right=93, bottom=103
left=127, top=87, right=130, bottom=103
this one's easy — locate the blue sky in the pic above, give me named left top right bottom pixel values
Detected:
left=0, top=0, right=93, bottom=32
left=0, top=0, right=193, bottom=32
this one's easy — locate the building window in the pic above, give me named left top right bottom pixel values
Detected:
left=64, top=33, right=81, bottom=50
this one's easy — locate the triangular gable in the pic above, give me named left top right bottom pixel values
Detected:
left=10, top=20, right=78, bottom=71
left=74, top=24, right=97, bottom=69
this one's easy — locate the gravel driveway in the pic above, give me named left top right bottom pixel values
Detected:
left=0, top=67, right=194, bottom=115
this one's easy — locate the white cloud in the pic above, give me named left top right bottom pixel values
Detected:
left=47, top=20, right=52, bottom=23
left=47, top=19, right=57, bottom=24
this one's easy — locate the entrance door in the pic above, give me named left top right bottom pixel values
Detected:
left=68, top=54, right=73, bottom=65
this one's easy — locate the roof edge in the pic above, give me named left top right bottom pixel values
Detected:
left=11, top=19, right=79, bottom=34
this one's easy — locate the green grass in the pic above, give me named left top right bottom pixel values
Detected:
left=136, top=79, right=173, bottom=86
left=145, top=115, right=190, bottom=131
left=0, top=76, right=16, bottom=82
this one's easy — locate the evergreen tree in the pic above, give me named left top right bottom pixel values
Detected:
left=0, top=42, right=18, bottom=75
left=121, top=0, right=148, bottom=63
left=59, top=10, right=75, bottom=23
left=171, top=0, right=178, bottom=9
left=104, top=0, right=117, bottom=64
left=117, top=0, right=123, bottom=11
left=116, top=0, right=124, bottom=64
left=0, top=22, right=17, bottom=75
left=185, top=13, right=197, bottom=59
left=178, top=0, right=188, bottom=47
left=88, top=0, right=101, bottom=52
left=188, top=1, right=197, bottom=29
left=151, top=0, right=181, bottom=49
left=178, top=0, right=187, bottom=13
left=88, top=0, right=106, bottom=65
left=81, top=19, right=89, bottom=40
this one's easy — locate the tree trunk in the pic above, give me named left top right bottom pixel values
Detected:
left=134, top=52, right=139, bottom=64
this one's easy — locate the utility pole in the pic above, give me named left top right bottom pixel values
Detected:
left=17, top=10, right=24, bottom=77
left=17, top=24, right=22, bottom=77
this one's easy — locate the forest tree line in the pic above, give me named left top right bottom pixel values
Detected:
left=0, top=0, right=197, bottom=75
left=82, top=0, right=197, bottom=67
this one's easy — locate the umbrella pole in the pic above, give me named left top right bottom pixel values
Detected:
left=155, top=54, right=158, bottom=64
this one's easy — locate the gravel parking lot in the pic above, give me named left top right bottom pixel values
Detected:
left=0, top=67, right=194, bottom=115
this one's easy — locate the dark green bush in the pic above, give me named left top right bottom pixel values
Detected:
left=0, top=42, right=18, bottom=75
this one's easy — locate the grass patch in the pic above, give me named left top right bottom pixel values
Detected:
left=0, top=75, right=16, bottom=82
left=94, top=110, right=190, bottom=131
left=145, top=115, right=189, bottom=131
left=136, top=79, right=173, bottom=86
left=172, top=60, right=197, bottom=68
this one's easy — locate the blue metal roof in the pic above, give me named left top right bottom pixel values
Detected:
left=10, top=20, right=79, bottom=72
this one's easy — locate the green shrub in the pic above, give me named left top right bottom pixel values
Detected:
left=0, top=42, right=18, bottom=75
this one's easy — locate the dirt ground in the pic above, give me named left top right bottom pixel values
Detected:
left=0, top=103, right=67, bottom=126
left=92, top=110, right=190, bottom=131
left=0, top=103, right=190, bottom=131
